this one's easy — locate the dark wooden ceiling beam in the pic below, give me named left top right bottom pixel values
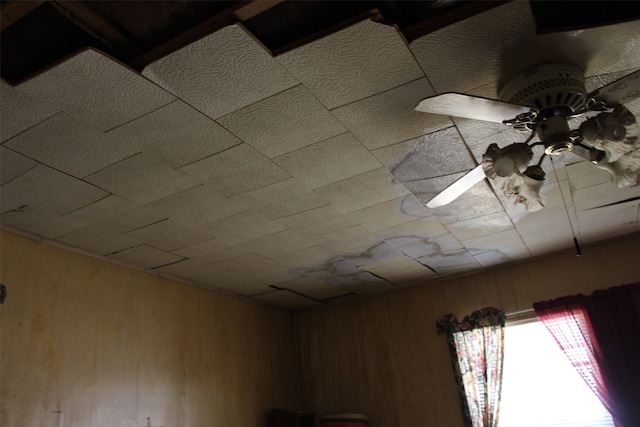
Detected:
left=49, top=1, right=145, bottom=59
left=0, top=1, right=46, bottom=31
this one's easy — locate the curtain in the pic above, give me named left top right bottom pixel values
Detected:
left=437, top=307, right=505, bottom=427
left=533, top=283, right=640, bottom=427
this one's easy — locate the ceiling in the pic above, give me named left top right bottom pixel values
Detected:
left=1, top=1, right=639, bottom=309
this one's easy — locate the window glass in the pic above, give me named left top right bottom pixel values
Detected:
left=498, top=320, right=614, bottom=427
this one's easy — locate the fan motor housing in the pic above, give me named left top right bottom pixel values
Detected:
left=498, top=63, right=587, bottom=117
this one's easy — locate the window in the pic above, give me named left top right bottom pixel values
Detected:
left=498, top=318, right=614, bottom=427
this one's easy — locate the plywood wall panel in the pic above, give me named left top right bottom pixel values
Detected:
left=0, top=230, right=298, bottom=427
left=296, top=233, right=640, bottom=426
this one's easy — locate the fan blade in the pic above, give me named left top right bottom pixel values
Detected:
left=415, top=93, right=531, bottom=123
left=588, top=69, right=640, bottom=106
left=426, top=165, right=486, bottom=208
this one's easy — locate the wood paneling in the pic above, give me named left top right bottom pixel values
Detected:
left=295, top=233, right=640, bottom=427
left=0, top=230, right=297, bottom=426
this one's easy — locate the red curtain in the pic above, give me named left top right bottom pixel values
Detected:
left=533, top=283, right=640, bottom=427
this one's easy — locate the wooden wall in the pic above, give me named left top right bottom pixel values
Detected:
left=295, top=233, right=640, bottom=426
left=0, top=230, right=298, bottom=427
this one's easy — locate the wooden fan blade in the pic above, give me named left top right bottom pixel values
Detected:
left=589, top=69, right=640, bottom=106
left=426, top=165, right=486, bottom=208
left=415, top=93, right=531, bottom=123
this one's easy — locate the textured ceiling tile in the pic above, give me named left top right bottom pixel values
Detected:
left=275, top=205, right=357, bottom=238
left=576, top=201, right=639, bottom=245
left=271, top=246, right=336, bottom=269
left=0, top=165, right=108, bottom=215
left=409, top=1, right=541, bottom=95
left=207, top=253, right=284, bottom=279
left=431, top=192, right=505, bottom=225
left=244, top=178, right=330, bottom=220
left=0, top=79, right=59, bottom=142
left=539, top=20, right=640, bottom=77
left=154, top=259, right=228, bottom=289
left=16, top=49, right=175, bottom=131
left=332, top=78, right=451, bottom=150
left=252, top=290, right=320, bottom=309
left=341, top=272, right=394, bottom=295
left=376, top=216, right=449, bottom=248
left=195, top=210, right=286, bottom=245
left=4, top=113, right=139, bottom=178
left=213, top=279, right=273, bottom=297
left=143, top=25, right=298, bottom=119
left=461, top=229, right=525, bottom=256
left=311, top=225, right=383, bottom=253
left=434, top=263, right=483, bottom=277
left=340, top=241, right=404, bottom=267
left=0, top=208, right=90, bottom=239
left=402, top=172, right=493, bottom=207
left=417, top=248, right=476, bottom=270
left=573, top=181, right=640, bottom=212
left=473, top=243, right=531, bottom=268
left=274, top=277, right=347, bottom=301
left=107, top=100, right=241, bottom=168
left=512, top=202, right=575, bottom=256
left=315, top=168, right=409, bottom=213
left=177, top=144, right=291, bottom=197
left=170, top=238, right=248, bottom=265
left=0, top=147, right=37, bottom=185
left=277, top=19, right=424, bottom=109
left=235, top=229, right=315, bottom=259
left=398, top=232, right=463, bottom=259
left=348, top=196, right=430, bottom=232
left=56, top=226, right=140, bottom=255
left=566, top=160, right=613, bottom=190
left=359, top=255, right=436, bottom=285
left=62, top=195, right=165, bottom=234
left=382, top=128, right=476, bottom=182
left=217, top=85, right=346, bottom=158
left=145, top=184, right=249, bottom=228
left=445, top=211, right=514, bottom=241
left=84, top=153, right=199, bottom=205
left=273, top=132, right=381, bottom=189
left=107, top=244, right=184, bottom=269
left=125, top=219, right=212, bottom=252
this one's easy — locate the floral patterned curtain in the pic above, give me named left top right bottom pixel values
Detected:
left=437, top=307, right=506, bottom=427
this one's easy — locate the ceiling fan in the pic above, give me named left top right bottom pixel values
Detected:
left=415, top=63, right=640, bottom=212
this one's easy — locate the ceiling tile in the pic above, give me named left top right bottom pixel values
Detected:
left=244, top=178, right=330, bottom=220
left=378, top=127, right=476, bottom=182
left=473, top=242, right=531, bottom=268
left=401, top=172, right=493, bottom=207
left=340, top=272, right=394, bottom=295
left=278, top=19, right=424, bottom=109
left=154, top=259, right=229, bottom=289
left=0, top=164, right=108, bottom=215
left=170, top=238, right=248, bottom=265
left=573, top=180, right=640, bottom=212
left=432, top=192, right=505, bottom=225
left=0, top=79, right=59, bottom=142
left=566, top=160, right=614, bottom=190
left=315, top=168, right=409, bottom=213
left=275, top=205, right=357, bottom=238
left=273, top=132, right=381, bottom=189
left=576, top=201, right=639, bottom=245
left=145, top=184, right=249, bottom=228
left=0, top=208, right=90, bottom=239
left=359, top=255, right=436, bottom=285
left=235, top=230, right=315, bottom=259
left=207, top=253, right=285, bottom=279
left=274, top=277, right=347, bottom=301
left=331, top=78, right=451, bottom=150
left=143, top=25, right=298, bottom=120
left=348, top=196, right=431, bottom=232
left=0, top=147, right=37, bottom=185
left=311, top=225, right=383, bottom=253
left=84, top=153, right=199, bottom=205
left=107, top=100, right=241, bottom=168
left=4, top=113, right=139, bottom=178
left=539, top=20, right=640, bottom=77
left=177, top=144, right=291, bottom=197
left=62, top=195, right=164, bottom=234
left=125, top=219, right=212, bottom=252
left=107, top=244, right=184, bottom=269
left=434, top=263, right=484, bottom=277
left=271, top=246, right=336, bottom=269
left=445, top=211, right=514, bottom=241
left=195, top=210, right=286, bottom=245
left=56, top=226, right=140, bottom=256
left=217, top=85, right=347, bottom=158
left=461, top=229, right=525, bottom=256
left=16, top=49, right=175, bottom=131
left=409, top=0, right=541, bottom=95
left=376, top=216, right=450, bottom=248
